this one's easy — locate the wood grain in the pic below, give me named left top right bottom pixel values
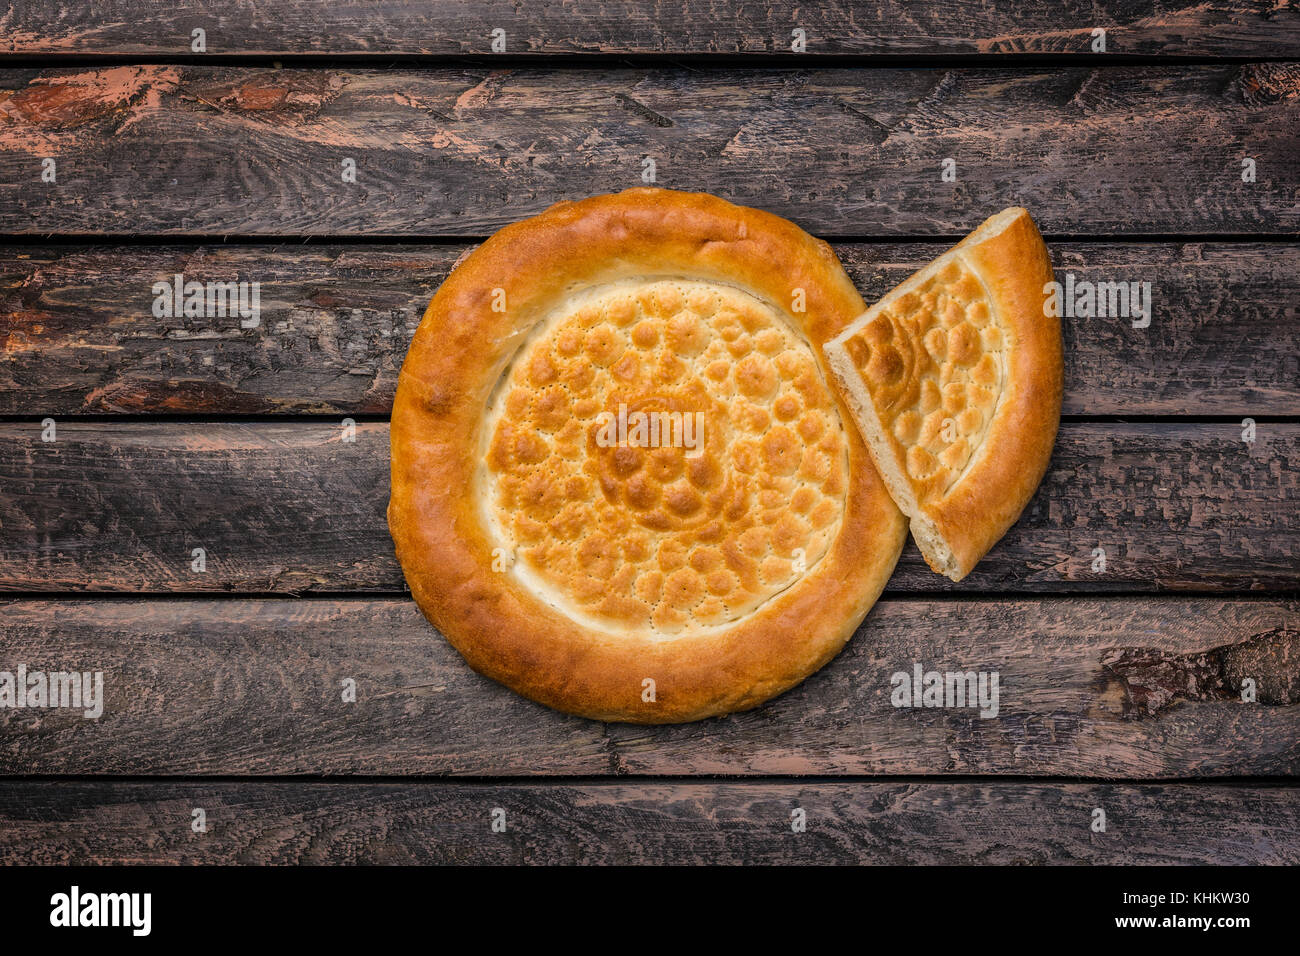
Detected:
left=0, top=780, right=1295, bottom=865
left=0, top=421, right=1294, bottom=593
left=0, top=597, right=1295, bottom=777
left=0, top=65, right=1296, bottom=236
left=4, top=242, right=1297, bottom=416
left=1, top=5, right=1294, bottom=872
left=3, top=1, right=1296, bottom=57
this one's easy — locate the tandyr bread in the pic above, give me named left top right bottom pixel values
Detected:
left=823, top=207, right=1061, bottom=582
left=389, top=188, right=907, bottom=723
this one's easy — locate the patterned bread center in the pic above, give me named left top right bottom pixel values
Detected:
left=484, top=278, right=849, bottom=636
left=841, top=258, right=1004, bottom=501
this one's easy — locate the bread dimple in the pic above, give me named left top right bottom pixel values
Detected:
left=839, top=257, right=1004, bottom=503
left=391, top=187, right=912, bottom=724
left=484, top=277, right=848, bottom=635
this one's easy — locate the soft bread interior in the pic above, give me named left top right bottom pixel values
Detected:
left=824, top=340, right=961, bottom=580
left=824, top=208, right=1031, bottom=581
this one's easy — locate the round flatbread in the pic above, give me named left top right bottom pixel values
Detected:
left=389, top=188, right=906, bottom=723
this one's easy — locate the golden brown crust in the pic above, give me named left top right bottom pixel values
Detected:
left=824, top=207, right=1061, bottom=581
left=389, top=188, right=907, bottom=723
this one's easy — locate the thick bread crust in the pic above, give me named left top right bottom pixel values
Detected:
left=931, top=209, right=1061, bottom=578
left=389, top=188, right=907, bottom=723
left=825, top=208, right=1061, bottom=581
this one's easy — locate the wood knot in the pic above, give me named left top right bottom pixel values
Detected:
left=1237, top=63, right=1300, bottom=106
left=1095, top=626, right=1299, bottom=719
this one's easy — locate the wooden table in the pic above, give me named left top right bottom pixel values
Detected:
left=1, top=2, right=1297, bottom=865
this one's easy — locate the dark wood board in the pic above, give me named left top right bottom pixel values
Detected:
left=1, top=6, right=1297, bottom=873
left=0, top=421, right=1294, bottom=594
left=0, top=64, right=1297, bottom=237
left=0, top=780, right=1295, bottom=865
left=0, top=597, right=1295, bottom=777
left=3, top=1, right=1297, bottom=57
left=3, top=241, right=1298, bottom=416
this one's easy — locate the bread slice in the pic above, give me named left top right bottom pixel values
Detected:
left=823, top=207, right=1061, bottom=581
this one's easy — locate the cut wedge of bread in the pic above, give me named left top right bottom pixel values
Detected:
left=824, top=207, right=1061, bottom=581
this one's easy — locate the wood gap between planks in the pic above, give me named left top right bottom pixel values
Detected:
left=1, top=590, right=1295, bottom=601
left=1, top=235, right=1298, bottom=246
left=3, top=54, right=1299, bottom=69
left=3, top=774, right=1300, bottom=786
left=1, top=415, right=1296, bottom=423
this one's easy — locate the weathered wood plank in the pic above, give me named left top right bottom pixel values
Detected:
left=0, top=597, right=1295, bottom=777
left=4, top=242, right=1297, bottom=416
left=0, top=65, right=1295, bottom=236
left=0, top=244, right=434, bottom=415
left=3, top=1, right=1296, bottom=57
left=0, top=780, right=1295, bottom=865
left=0, top=422, right=1294, bottom=593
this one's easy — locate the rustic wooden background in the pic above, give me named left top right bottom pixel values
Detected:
left=1, top=1, right=1298, bottom=865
